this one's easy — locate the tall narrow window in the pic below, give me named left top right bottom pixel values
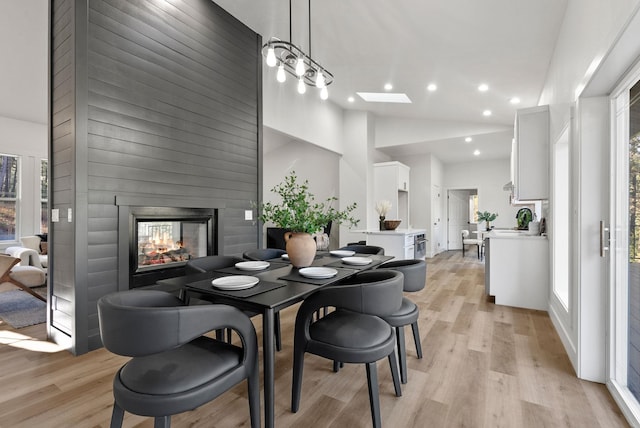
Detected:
left=0, top=154, right=19, bottom=241
left=40, top=159, right=48, bottom=233
left=468, top=194, right=479, bottom=223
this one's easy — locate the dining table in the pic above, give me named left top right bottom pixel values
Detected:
left=156, top=251, right=393, bottom=428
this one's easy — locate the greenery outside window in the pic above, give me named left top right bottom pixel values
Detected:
left=468, top=194, right=479, bottom=223
left=0, top=154, right=19, bottom=241
left=41, top=159, right=48, bottom=233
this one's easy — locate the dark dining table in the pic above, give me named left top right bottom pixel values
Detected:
left=156, top=252, right=393, bottom=428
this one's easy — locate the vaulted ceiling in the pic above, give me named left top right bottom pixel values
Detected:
left=215, top=0, right=569, bottom=162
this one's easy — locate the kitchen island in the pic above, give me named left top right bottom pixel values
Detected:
left=361, top=228, right=426, bottom=260
left=485, top=230, right=549, bottom=311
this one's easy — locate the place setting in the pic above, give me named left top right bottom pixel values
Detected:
left=214, top=260, right=288, bottom=275
left=325, top=255, right=381, bottom=270
left=203, top=274, right=286, bottom=298
left=278, top=265, right=356, bottom=285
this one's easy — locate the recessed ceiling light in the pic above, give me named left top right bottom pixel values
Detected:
left=384, top=83, right=393, bottom=91
left=510, top=97, right=521, bottom=104
left=465, top=137, right=472, bottom=143
left=473, top=150, right=481, bottom=156
left=427, top=83, right=437, bottom=92
left=348, top=96, right=355, bottom=103
left=482, top=110, right=492, bottom=116
left=478, top=83, right=489, bottom=92
left=357, top=92, right=412, bottom=103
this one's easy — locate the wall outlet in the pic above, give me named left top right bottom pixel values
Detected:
left=67, top=208, right=73, bottom=222
left=51, top=209, right=59, bottom=222
left=244, top=210, right=253, bottom=221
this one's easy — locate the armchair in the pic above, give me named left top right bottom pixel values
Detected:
left=98, top=289, right=260, bottom=428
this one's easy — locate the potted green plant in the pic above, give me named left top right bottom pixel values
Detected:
left=258, top=171, right=359, bottom=267
left=477, top=210, right=498, bottom=230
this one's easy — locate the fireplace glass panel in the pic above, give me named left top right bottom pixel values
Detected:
left=136, top=219, right=208, bottom=272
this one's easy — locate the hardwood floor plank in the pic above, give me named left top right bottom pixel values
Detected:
left=0, top=250, right=630, bottom=427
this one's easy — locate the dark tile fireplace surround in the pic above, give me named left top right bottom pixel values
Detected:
left=116, top=196, right=223, bottom=289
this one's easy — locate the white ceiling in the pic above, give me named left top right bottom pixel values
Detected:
left=215, top=0, right=569, bottom=163
left=0, top=1, right=569, bottom=164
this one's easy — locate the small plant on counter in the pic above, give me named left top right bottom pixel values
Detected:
left=477, top=211, right=498, bottom=230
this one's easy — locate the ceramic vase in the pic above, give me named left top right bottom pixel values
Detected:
left=379, top=216, right=386, bottom=230
left=284, top=232, right=317, bottom=267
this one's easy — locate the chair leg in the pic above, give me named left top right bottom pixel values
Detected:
left=395, top=326, right=408, bottom=384
left=477, top=244, right=480, bottom=259
left=247, top=361, right=261, bottom=428
left=153, top=416, right=170, bottom=428
left=388, top=351, right=402, bottom=397
left=8, top=278, right=45, bottom=302
left=365, top=362, right=382, bottom=428
left=291, top=346, right=305, bottom=412
left=462, top=243, right=465, bottom=257
left=109, top=403, right=124, bottom=428
left=275, top=311, right=282, bottom=352
left=411, top=321, right=423, bottom=359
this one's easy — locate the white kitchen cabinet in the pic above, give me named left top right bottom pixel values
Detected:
left=512, top=105, right=549, bottom=200
left=374, top=161, right=410, bottom=226
left=485, top=234, right=549, bottom=311
left=364, top=229, right=426, bottom=260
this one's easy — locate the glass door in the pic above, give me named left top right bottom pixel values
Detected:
left=610, top=71, right=640, bottom=422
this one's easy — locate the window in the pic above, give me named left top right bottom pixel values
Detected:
left=0, top=154, right=19, bottom=241
left=468, top=194, right=479, bottom=223
left=40, top=159, right=48, bottom=233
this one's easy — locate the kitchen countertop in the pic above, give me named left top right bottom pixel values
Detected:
left=360, top=228, right=426, bottom=235
left=486, top=230, right=547, bottom=239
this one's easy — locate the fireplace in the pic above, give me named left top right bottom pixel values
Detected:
left=117, top=198, right=222, bottom=289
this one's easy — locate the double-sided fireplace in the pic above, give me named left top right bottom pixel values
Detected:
left=117, top=198, right=221, bottom=289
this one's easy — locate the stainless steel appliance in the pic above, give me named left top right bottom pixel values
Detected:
left=414, top=233, right=427, bottom=259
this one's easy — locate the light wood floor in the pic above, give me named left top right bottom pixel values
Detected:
left=0, top=251, right=630, bottom=427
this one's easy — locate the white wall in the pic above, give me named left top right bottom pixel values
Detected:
left=262, top=133, right=341, bottom=246
left=538, top=0, right=640, bottom=385
left=444, top=159, right=517, bottom=230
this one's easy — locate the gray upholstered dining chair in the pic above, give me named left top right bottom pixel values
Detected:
left=243, top=248, right=287, bottom=261
left=338, top=244, right=385, bottom=255
left=461, top=230, right=482, bottom=259
left=97, top=289, right=260, bottom=428
left=291, top=270, right=403, bottom=428
left=377, top=259, right=427, bottom=384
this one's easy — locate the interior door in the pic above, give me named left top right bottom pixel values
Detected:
left=432, top=185, right=443, bottom=255
left=448, top=190, right=469, bottom=249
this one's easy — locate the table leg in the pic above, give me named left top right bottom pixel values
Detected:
left=263, top=307, right=275, bottom=428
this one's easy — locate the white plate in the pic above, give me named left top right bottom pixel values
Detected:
left=281, top=254, right=290, bottom=260
left=330, top=250, right=356, bottom=257
left=235, top=261, right=270, bottom=271
left=212, top=275, right=260, bottom=290
left=298, top=267, right=338, bottom=279
left=342, top=256, right=373, bottom=266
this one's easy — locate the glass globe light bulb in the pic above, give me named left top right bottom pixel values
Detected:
left=297, top=77, right=306, bottom=94
left=315, top=71, right=325, bottom=88
left=320, top=86, right=328, bottom=100
left=265, top=47, right=277, bottom=67
left=295, top=57, right=305, bottom=76
left=276, top=64, right=286, bottom=83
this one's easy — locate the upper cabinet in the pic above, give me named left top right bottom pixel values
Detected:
left=512, top=105, right=549, bottom=200
left=374, top=161, right=410, bottom=225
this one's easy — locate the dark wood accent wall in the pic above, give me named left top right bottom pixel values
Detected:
left=50, top=0, right=262, bottom=354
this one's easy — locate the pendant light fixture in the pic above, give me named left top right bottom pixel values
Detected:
left=262, top=0, right=334, bottom=100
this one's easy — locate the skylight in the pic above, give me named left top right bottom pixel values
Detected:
left=356, top=92, right=412, bottom=103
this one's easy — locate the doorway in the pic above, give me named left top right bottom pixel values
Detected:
left=610, top=66, right=640, bottom=423
left=447, top=189, right=478, bottom=250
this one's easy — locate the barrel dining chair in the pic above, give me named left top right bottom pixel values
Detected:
left=291, top=270, right=404, bottom=428
left=377, top=258, right=427, bottom=384
left=98, top=289, right=260, bottom=428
